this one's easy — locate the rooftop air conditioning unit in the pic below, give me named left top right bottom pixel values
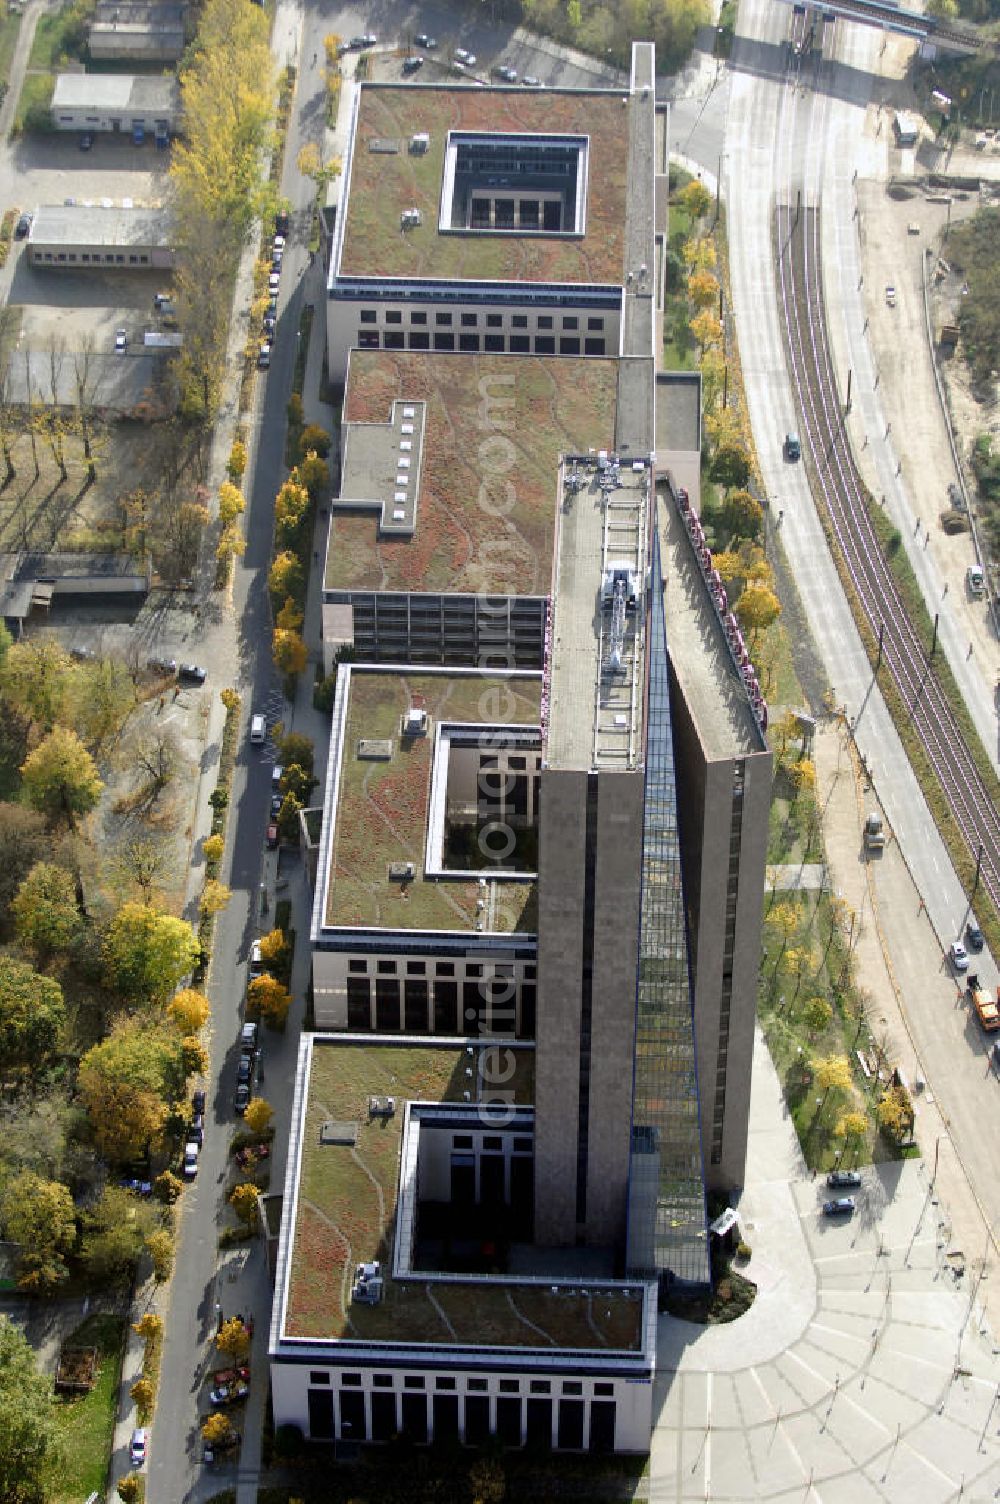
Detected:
left=352, top=1261, right=384, bottom=1305
left=388, top=861, right=416, bottom=881
left=401, top=704, right=428, bottom=736
left=368, top=1095, right=396, bottom=1119
left=401, top=207, right=422, bottom=229
left=410, top=132, right=429, bottom=153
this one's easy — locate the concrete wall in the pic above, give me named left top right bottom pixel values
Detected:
left=327, top=294, right=622, bottom=387
left=270, top=1357, right=653, bottom=1452
left=585, top=770, right=642, bottom=1249
left=533, top=768, right=587, bottom=1245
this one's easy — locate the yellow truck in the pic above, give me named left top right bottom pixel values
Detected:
left=968, top=974, right=1000, bottom=1032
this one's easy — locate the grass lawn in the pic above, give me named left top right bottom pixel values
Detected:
left=14, top=70, right=53, bottom=132
left=50, top=1313, right=126, bottom=1504
left=0, top=9, right=22, bottom=94
left=28, top=0, right=90, bottom=71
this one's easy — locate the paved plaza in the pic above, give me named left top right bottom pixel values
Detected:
left=650, top=1030, right=1000, bottom=1500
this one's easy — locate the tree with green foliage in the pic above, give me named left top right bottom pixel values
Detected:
left=102, top=901, right=200, bottom=1004
left=279, top=762, right=316, bottom=804
left=276, top=731, right=314, bottom=776
left=735, top=582, right=781, bottom=641
left=70, top=658, right=136, bottom=752
left=802, top=995, right=832, bottom=1038
left=0, top=1313, right=61, bottom=1504
left=12, top=861, right=81, bottom=960
left=0, top=956, right=65, bottom=1069
left=274, top=477, right=310, bottom=549
left=676, top=178, right=712, bottom=220
left=276, top=790, right=303, bottom=844
left=298, top=422, right=331, bottom=459
left=0, top=638, right=72, bottom=733
left=79, top=1184, right=157, bottom=1283
left=0, top=804, right=48, bottom=915
left=79, top=1019, right=186, bottom=1160
left=710, top=442, right=751, bottom=488
left=20, top=726, right=103, bottom=825
left=0, top=1172, right=76, bottom=1292
left=721, top=489, right=763, bottom=541
left=145, top=1228, right=174, bottom=1282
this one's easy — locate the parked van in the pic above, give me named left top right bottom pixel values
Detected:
left=250, top=713, right=267, bottom=745
left=967, top=564, right=985, bottom=598
left=240, top=1021, right=258, bottom=1053
left=249, top=940, right=263, bottom=978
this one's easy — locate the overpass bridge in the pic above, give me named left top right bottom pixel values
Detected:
left=777, top=0, right=989, bottom=55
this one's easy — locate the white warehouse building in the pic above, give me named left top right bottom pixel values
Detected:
left=50, top=73, right=180, bottom=139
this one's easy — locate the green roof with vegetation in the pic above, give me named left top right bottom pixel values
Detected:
left=284, top=1039, right=644, bottom=1351
left=328, top=349, right=618, bottom=596
left=327, top=669, right=540, bottom=933
left=338, top=84, right=629, bottom=285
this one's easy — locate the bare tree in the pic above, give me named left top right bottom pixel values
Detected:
left=72, top=339, right=104, bottom=485
left=134, top=725, right=182, bottom=805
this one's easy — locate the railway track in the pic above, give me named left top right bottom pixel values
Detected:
left=775, top=199, right=1000, bottom=925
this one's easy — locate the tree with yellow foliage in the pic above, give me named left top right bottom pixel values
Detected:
left=244, top=1096, right=274, bottom=1135
left=167, top=987, right=210, bottom=1034
left=273, top=629, right=308, bottom=678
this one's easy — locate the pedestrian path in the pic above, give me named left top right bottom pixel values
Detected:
left=766, top=862, right=827, bottom=891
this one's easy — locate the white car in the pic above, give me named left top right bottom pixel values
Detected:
left=183, top=1141, right=200, bottom=1179
left=949, top=941, right=970, bottom=972
left=257, top=341, right=271, bottom=369
left=454, top=48, right=476, bottom=65
left=272, top=234, right=285, bottom=252
left=130, top=1427, right=148, bottom=1466
left=268, top=271, right=280, bottom=293
left=114, top=329, right=127, bottom=353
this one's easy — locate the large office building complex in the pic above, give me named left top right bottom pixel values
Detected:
left=270, top=43, right=772, bottom=1456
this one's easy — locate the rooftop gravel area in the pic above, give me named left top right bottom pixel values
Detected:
left=328, top=350, right=618, bottom=596
left=338, top=85, right=629, bottom=285
left=327, top=669, right=541, bottom=933
left=284, top=1039, right=643, bottom=1351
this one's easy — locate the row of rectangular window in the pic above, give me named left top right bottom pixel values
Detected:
left=358, top=330, right=605, bottom=356
left=360, top=309, right=603, bottom=331
left=348, top=959, right=533, bottom=979
left=33, top=251, right=150, bottom=265
left=318, top=1372, right=613, bottom=1397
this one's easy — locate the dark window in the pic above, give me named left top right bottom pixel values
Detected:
left=535, top=336, right=555, bottom=355
left=467, top=1378, right=488, bottom=1392
left=308, top=1388, right=334, bottom=1437
left=499, top=1379, right=519, bottom=1393
left=459, top=334, right=480, bottom=352
left=435, top=1376, right=456, bottom=1390
left=404, top=980, right=428, bottom=1032
left=373, top=1373, right=393, bottom=1387
left=512, top=315, right=528, bottom=328
left=433, top=1392, right=459, bottom=1440
left=433, top=333, right=455, bottom=350
left=385, top=310, right=402, bottom=324
left=360, top=310, right=377, bottom=324
left=406, top=961, right=425, bottom=974
left=588, top=316, right=604, bottom=331
left=339, top=1388, right=365, bottom=1439
left=529, top=1379, right=550, bottom=1394
left=347, top=977, right=371, bottom=1029
left=496, top=1396, right=522, bottom=1447
left=520, top=983, right=535, bottom=1036
left=467, top=964, right=483, bottom=978
left=584, top=338, right=606, bottom=356
left=558, top=1399, right=584, bottom=1450
left=437, top=962, right=455, bottom=977
left=594, top=1382, right=614, bottom=1396
left=465, top=1395, right=490, bottom=1446
left=509, top=335, right=530, bottom=353
left=411, top=310, right=427, bottom=325
left=526, top=1397, right=552, bottom=1447
left=537, top=316, right=553, bottom=330
left=560, top=338, right=580, bottom=356
left=436, top=311, right=453, bottom=326
left=377, top=960, right=395, bottom=975
left=563, top=316, right=578, bottom=330
left=461, top=312, right=478, bottom=327
left=310, top=1371, right=330, bottom=1385
left=408, top=332, right=430, bottom=350
left=348, top=959, right=367, bottom=974
left=484, top=334, right=504, bottom=352
left=358, top=331, right=379, bottom=348
left=342, top=1373, right=362, bottom=1386
left=371, top=1391, right=397, bottom=1441
left=589, top=1401, right=616, bottom=1452
left=486, top=314, right=502, bottom=328
left=375, top=978, right=400, bottom=1031
left=434, top=980, right=458, bottom=1033
left=563, top=1382, right=583, bottom=1396
left=384, top=331, right=405, bottom=349
left=514, top=1136, right=532, bottom=1151
left=404, top=1375, right=425, bottom=1389
left=484, top=1136, right=503, bottom=1150
left=451, top=1153, right=475, bottom=1204
left=453, top=1134, right=474, bottom=1148
left=401, top=1392, right=427, bottom=1443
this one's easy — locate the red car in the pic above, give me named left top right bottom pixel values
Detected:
left=266, top=822, right=279, bottom=849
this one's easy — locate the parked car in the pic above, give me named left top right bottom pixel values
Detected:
left=212, top=1365, right=250, bottom=1385
left=454, top=48, right=476, bottom=65
left=784, top=431, right=801, bottom=461
left=130, top=1428, right=148, bottom=1466
left=210, top=1378, right=249, bottom=1407
left=272, top=234, right=285, bottom=253
left=237, top=1055, right=253, bottom=1086
left=234, top=1083, right=250, bottom=1115
left=822, top=1196, right=856, bottom=1217
left=249, top=940, right=263, bottom=978
left=271, top=247, right=283, bottom=270
left=153, top=291, right=173, bottom=310
left=79, top=132, right=93, bottom=151
left=267, top=293, right=278, bottom=316
left=262, top=313, right=276, bottom=336
left=415, top=32, right=437, bottom=47
left=189, top=1113, right=204, bottom=1147
left=965, top=920, right=985, bottom=951
left=266, top=821, right=279, bottom=849
left=14, top=213, right=31, bottom=238
left=949, top=940, right=970, bottom=972
left=147, top=654, right=177, bottom=675
left=183, top=1141, right=200, bottom=1179
left=494, top=64, right=518, bottom=81
left=274, top=210, right=289, bottom=236
left=270, top=792, right=283, bottom=817
left=402, top=55, right=424, bottom=73
left=192, top=1087, right=206, bottom=1114
left=522, top=75, right=543, bottom=87
left=827, top=1170, right=862, bottom=1189
left=178, top=663, right=207, bottom=685
left=120, top=1176, right=153, bottom=1196
left=257, top=342, right=271, bottom=369
left=114, top=329, right=128, bottom=354
left=885, top=284, right=897, bottom=307
left=268, top=271, right=280, bottom=294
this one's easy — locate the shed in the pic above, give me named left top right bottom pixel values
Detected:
left=89, top=2, right=187, bottom=63
left=893, top=111, right=919, bottom=147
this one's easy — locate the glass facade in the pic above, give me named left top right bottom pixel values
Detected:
left=626, top=522, right=710, bottom=1287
